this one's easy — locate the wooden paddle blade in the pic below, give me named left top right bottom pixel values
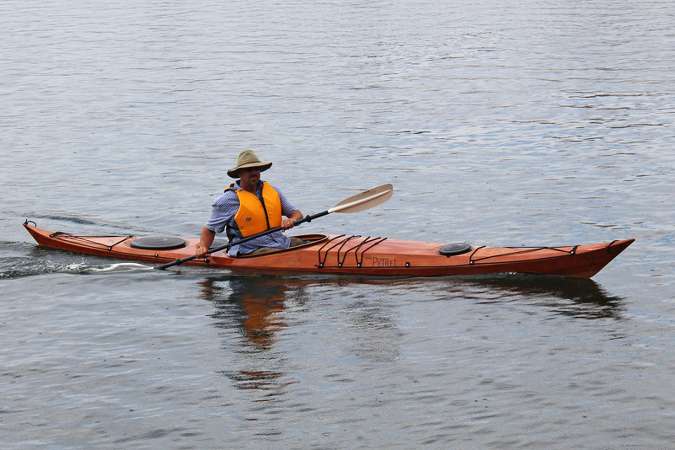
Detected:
left=329, top=184, right=393, bottom=213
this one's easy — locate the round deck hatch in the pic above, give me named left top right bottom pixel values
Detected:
left=439, top=242, right=472, bottom=256
left=130, top=236, right=186, bottom=250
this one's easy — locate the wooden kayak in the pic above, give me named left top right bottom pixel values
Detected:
left=23, top=221, right=634, bottom=278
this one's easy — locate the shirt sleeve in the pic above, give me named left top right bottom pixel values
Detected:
left=206, top=191, right=239, bottom=233
left=275, top=187, right=299, bottom=217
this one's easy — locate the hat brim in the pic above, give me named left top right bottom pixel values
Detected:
left=227, top=161, right=272, bottom=178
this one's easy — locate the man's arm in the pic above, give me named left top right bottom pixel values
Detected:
left=196, top=192, right=238, bottom=257
left=196, top=227, right=216, bottom=257
left=277, top=187, right=303, bottom=229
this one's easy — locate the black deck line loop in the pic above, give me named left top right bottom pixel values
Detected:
left=473, top=247, right=548, bottom=263
left=546, top=246, right=574, bottom=254
left=336, top=235, right=358, bottom=264
left=316, top=234, right=345, bottom=254
left=109, top=236, right=133, bottom=251
left=320, top=235, right=354, bottom=267
left=316, top=234, right=347, bottom=268
left=471, top=245, right=577, bottom=263
left=340, top=236, right=370, bottom=267
left=504, top=245, right=556, bottom=249
left=504, top=245, right=572, bottom=254
left=351, top=236, right=377, bottom=266
left=477, top=247, right=543, bottom=261
left=356, top=237, right=388, bottom=267
left=49, top=233, right=120, bottom=252
left=336, top=235, right=361, bottom=266
left=468, top=245, right=486, bottom=264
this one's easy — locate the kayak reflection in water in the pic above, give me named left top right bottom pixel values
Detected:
left=200, top=276, right=296, bottom=350
left=195, top=149, right=305, bottom=258
left=458, top=275, right=625, bottom=320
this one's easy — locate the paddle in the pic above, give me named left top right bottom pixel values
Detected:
left=156, top=183, right=393, bottom=270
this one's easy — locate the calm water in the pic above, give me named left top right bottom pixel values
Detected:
left=2, top=0, right=675, bottom=448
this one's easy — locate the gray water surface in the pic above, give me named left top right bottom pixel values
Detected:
left=2, top=0, right=675, bottom=448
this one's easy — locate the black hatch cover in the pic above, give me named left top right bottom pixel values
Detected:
left=130, top=236, right=187, bottom=250
left=439, top=242, right=472, bottom=256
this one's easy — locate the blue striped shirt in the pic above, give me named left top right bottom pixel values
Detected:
left=206, top=181, right=299, bottom=256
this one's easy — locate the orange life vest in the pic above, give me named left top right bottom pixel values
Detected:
left=232, top=182, right=282, bottom=237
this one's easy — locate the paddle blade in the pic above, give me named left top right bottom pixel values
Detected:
left=329, top=184, right=393, bottom=214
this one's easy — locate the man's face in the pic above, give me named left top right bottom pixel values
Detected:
left=239, top=167, right=261, bottom=188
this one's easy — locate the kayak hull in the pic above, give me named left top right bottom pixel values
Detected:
left=23, top=222, right=634, bottom=278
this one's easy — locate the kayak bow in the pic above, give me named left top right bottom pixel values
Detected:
left=23, top=221, right=633, bottom=278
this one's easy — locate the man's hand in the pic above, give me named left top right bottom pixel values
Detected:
left=195, top=243, right=209, bottom=258
left=282, top=210, right=304, bottom=230
left=281, top=217, right=296, bottom=229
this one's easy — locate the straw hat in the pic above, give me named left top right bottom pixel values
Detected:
left=227, top=149, right=272, bottom=178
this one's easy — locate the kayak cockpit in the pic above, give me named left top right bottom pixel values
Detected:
left=235, top=234, right=328, bottom=258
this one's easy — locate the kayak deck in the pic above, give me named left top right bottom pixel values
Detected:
left=23, top=221, right=634, bottom=278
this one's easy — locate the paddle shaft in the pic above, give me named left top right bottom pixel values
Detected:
left=155, top=209, right=329, bottom=270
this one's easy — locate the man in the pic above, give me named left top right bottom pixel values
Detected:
left=195, top=149, right=304, bottom=257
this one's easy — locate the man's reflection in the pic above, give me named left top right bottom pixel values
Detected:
left=199, top=275, right=290, bottom=349
left=199, top=275, right=300, bottom=394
